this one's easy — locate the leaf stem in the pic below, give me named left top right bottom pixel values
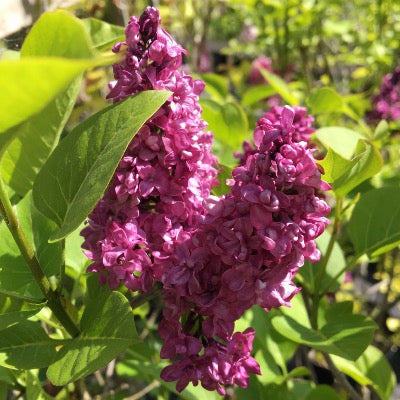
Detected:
left=311, top=197, right=343, bottom=329
left=0, top=177, right=80, bottom=337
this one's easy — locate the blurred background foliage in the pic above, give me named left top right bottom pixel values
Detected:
left=1, top=0, right=400, bottom=399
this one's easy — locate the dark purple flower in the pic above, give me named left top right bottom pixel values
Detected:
left=368, top=66, right=400, bottom=123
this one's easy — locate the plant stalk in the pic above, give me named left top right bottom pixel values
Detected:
left=0, top=178, right=80, bottom=337
left=311, top=197, right=343, bottom=329
left=323, top=353, right=363, bottom=400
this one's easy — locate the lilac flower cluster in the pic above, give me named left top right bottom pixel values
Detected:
left=368, top=66, right=400, bottom=123
left=81, top=7, right=330, bottom=396
left=81, top=6, right=218, bottom=293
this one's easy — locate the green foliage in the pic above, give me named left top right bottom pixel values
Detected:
left=298, top=231, right=346, bottom=293
left=331, top=346, right=396, bottom=400
left=0, top=294, right=44, bottom=331
left=0, top=2, right=399, bottom=399
left=0, top=58, right=90, bottom=137
left=0, top=321, right=58, bottom=369
left=319, top=139, right=382, bottom=196
left=349, top=187, right=400, bottom=257
left=272, top=298, right=376, bottom=360
left=118, top=356, right=220, bottom=400
left=259, top=69, right=300, bottom=105
left=373, top=120, right=390, bottom=140
left=201, top=98, right=249, bottom=165
left=308, top=87, right=343, bottom=115
left=0, top=10, right=94, bottom=197
left=201, top=73, right=230, bottom=102
left=0, top=194, right=60, bottom=299
left=33, top=91, right=170, bottom=242
left=21, top=11, right=94, bottom=59
left=81, top=18, right=125, bottom=51
left=305, top=385, right=342, bottom=400
left=241, top=85, right=276, bottom=107
left=212, top=164, right=233, bottom=196
left=47, top=288, right=139, bottom=385
left=315, top=126, right=364, bottom=159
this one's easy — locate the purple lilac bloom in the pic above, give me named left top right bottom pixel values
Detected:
left=368, top=66, right=400, bottom=123
left=248, top=56, right=273, bottom=86
left=81, top=7, right=330, bottom=396
left=81, top=6, right=218, bottom=294
left=156, top=106, right=330, bottom=394
left=235, top=105, right=316, bottom=165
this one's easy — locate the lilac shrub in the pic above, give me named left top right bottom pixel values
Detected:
left=81, top=7, right=330, bottom=395
left=368, top=66, right=400, bottom=123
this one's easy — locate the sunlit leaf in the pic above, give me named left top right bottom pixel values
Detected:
left=33, top=90, right=171, bottom=242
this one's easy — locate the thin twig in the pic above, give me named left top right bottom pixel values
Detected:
left=140, top=305, right=161, bottom=340
left=324, top=353, right=363, bottom=400
left=126, top=380, right=160, bottom=400
left=102, top=359, right=116, bottom=395
left=223, top=384, right=237, bottom=400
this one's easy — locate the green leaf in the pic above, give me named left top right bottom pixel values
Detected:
left=241, top=85, right=276, bottom=107
left=0, top=294, right=44, bottom=331
left=261, top=380, right=314, bottom=400
left=0, top=366, right=15, bottom=385
left=307, top=87, right=343, bottom=115
left=373, top=120, right=389, bottom=141
left=0, top=321, right=58, bottom=369
left=236, top=306, right=297, bottom=383
left=81, top=18, right=125, bottom=51
left=117, top=349, right=220, bottom=400
left=331, top=346, right=396, bottom=400
left=314, top=126, right=364, bottom=159
left=0, top=78, right=82, bottom=196
left=201, top=98, right=248, bottom=165
left=259, top=69, right=299, bottom=105
left=26, top=370, right=53, bottom=400
left=348, top=187, right=400, bottom=257
left=0, top=58, right=92, bottom=137
left=32, top=90, right=171, bottom=242
left=65, top=224, right=88, bottom=273
left=0, top=11, right=94, bottom=196
left=47, top=289, right=139, bottom=385
left=319, top=140, right=382, bottom=197
left=305, top=385, right=342, bottom=400
left=272, top=301, right=376, bottom=360
left=0, top=382, right=6, bottom=399
left=212, top=164, right=233, bottom=196
left=201, top=73, right=229, bottom=102
left=201, top=99, right=249, bottom=149
left=298, top=231, right=346, bottom=293
left=0, top=193, right=60, bottom=299
left=21, top=11, right=93, bottom=58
